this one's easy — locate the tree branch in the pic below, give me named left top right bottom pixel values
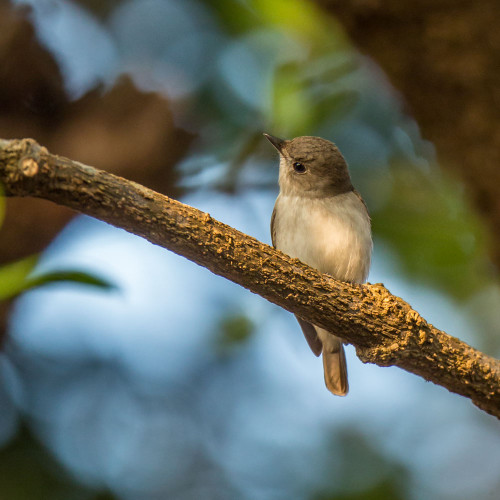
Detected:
left=1, top=138, right=499, bottom=418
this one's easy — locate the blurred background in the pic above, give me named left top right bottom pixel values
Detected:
left=1, top=0, right=500, bottom=498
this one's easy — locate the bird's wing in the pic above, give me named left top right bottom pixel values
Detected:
left=270, top=204, right=277, bottom=248
left=295, top=316, right=323, bottom=357
left=353, top=189, right=370, bottom=220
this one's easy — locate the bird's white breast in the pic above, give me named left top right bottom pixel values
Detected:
left=273, top=191, right=372, bottom=283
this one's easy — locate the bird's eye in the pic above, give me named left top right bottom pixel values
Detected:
left=293, top=162, right=306, bottom=173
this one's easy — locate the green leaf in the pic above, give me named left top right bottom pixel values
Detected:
left=0, top=254, right=116, bottom=301
left=23, top=270, right=116, bottom=294
left=0, top=255, right=39, bottom=300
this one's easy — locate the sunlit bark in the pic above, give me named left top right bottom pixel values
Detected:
left=1, top=138, right=499, bottom=418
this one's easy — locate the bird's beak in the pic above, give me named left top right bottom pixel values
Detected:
left=263, top=133, right=285, bottom=153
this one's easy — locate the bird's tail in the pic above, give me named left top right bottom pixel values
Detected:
left=317, top=328, right=349, bottom=396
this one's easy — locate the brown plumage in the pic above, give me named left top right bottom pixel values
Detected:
left=266, top=134, right=372, bottom=396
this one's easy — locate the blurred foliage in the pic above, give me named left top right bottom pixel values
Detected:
left=373, top=160, right=492, bottom=300
left=313, top=429, right=409, bottom=500
left=208, top=0, right=346, bottom=44
left=0, top=424, right=116, bottom=500
left=73, top=0, right=120, bottom=19
left=215, top=312, right=255, bottom=355
left=0, top=194, right=114, bottom=301
left=179, top=0, right=356, bottom=165
left=271, top=58, right=359, bottom=137
left=315, top=481, right=403, bottom=500
left=0, top=254, right=115, bottom=301
left=1, top=1, right=500, bottom=500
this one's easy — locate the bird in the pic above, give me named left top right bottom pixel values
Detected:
left=265, top=134, right=372, bottom=396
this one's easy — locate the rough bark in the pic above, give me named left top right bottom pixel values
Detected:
left=1, top=138, right=499, bottom=418
left=319, top=0, right=500, bottom=268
